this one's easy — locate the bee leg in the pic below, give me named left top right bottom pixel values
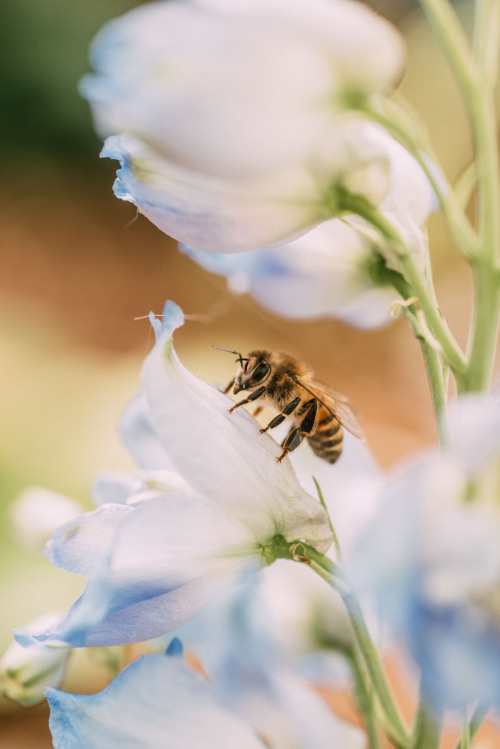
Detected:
left=259, top=396, right=301, bottom=434
left=220, top=378, right=235, bottom=395
left=228, top=386, right=267, bottom=414
left=252, top=405, right=263, bottom=418
left=277, top=427, right=304, bottom=462
left=276, top=400, right=318, bottom=462
left=297, top=398, right=318, bottom=435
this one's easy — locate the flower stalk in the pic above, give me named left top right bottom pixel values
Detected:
left=295, top=545, right=410, bottom=749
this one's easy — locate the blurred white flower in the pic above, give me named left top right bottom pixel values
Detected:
left=81, top=0, right=408, bottom=250
left=181, top=221, right=397, bottom=328
left=47, top=647, right=364, bottom=749
left=179, top=126, right=433, bottom=327
left=352, top=392, right=500, bottom=709
left=9, top=487, right=82, bottom=552
left=20, top=302, right=332, bottom=648
left=1, top=613, right=70, bottom=707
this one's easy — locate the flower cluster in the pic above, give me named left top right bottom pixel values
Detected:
left=80, top=0, right=435, bottom=330
left=5, top=0, right=500, bottom=747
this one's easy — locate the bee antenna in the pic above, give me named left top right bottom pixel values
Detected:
left=212, top=346, right=249, bottom=366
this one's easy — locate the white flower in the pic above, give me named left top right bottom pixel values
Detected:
left=1, top=613, right=70, bottom=707
left=178, top=127, right=434, bottom=327
left=351, top=392, right=500, bottom=708
left=47, top=648, right=364, bottom=749
left=9, top=487, right=82, bottom=552
left=21, top=302, right=332, bottom=648
left=81, top=0, right=407, bottom=249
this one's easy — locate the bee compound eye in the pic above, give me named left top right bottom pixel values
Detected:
left=252, top=362, right=270, bottom=382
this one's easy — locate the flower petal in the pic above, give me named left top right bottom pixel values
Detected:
left=31, top=494, right=258, bottom=647
left=118, top=392, right=174, bottom=470
left=141, top=301, right=333, bottom=553
left=181, top=218, right=397, bottom=328
left=47, top=654, right=267, bottom=749
left=101, top=133, right=327, bottom=252
left=83, top=0, right=404, bottom=179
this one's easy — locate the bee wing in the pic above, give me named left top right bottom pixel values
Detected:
left=290, top=375, right=365, bottom=441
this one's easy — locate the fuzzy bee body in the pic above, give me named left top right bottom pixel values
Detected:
left=215, top=347, right=364, bottom=464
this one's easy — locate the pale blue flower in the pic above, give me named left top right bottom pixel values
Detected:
left=80, top=0, right=409, bottom=250
left=175, top=120, right=434, bottom=327
left=352, top=393, right=500, bottom=709
left=47, top=652, right=267, bottom=749
left=20, top=302, right=332, bottom=648
left=180, top=219, right=398, bottom=328
left=48, top=642, right=364, bottom=749
left=192, top=571, right=365, bottom=749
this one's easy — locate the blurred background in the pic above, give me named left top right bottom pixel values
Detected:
left=0, top=0, right=488, bottom=746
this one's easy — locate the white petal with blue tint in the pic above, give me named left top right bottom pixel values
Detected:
left=23, top=302, right=331, bottom=648
left=29, top=493, right=259, bottom=647
left=351, top=392, right=500, bottom=708
left=142, top=302, right=332, bottom=551
left=1, top=613, right=70, bottom=707
left=83, top=0, right=404, bottom=179
left=181, top=219, right=397, bottom=328
left=48, top=654, right=266, bottom=749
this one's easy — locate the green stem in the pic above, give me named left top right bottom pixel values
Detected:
left=339, top=194, right=467, bottom=377
left=341, top=589, right=409, bottom=749
left=411, top=693, right=442, bottom=749
left=453, top=703, right=490, bottom=749
left=461, top=80, right=500, bottom=391
left=419, top=336, right=448, bottom=443
left=362, top=103, right=479, bottom=258
left=348, top=646, right=382, bottom=749
left=418, top=0, right=475, bottom=105
left=462, top=262, right=500, bottom=392
left=383, top=259, right=448, bottom=441
left=298, top=544, right=410, bottom=748
left=418, top=0, right=500, bottom=392
left=473, top=0, right=500, bottom=84
left=312, top=476, right=342, bottom=561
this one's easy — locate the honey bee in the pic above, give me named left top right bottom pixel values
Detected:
left=214, top=347, right=364, bottom=464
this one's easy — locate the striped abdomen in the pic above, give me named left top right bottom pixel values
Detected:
left=307, top=407, right=343, bottom=463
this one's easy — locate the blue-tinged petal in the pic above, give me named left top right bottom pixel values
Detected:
left=90, top=472, right=136, bottom=506
left=118, top=392, right=173, bottom=470
left=351, top=448, right=500, bottom=709
left=141, top=302, right=333, bottom=553
left=29, top=494, right=260, bottom=647
left=45, top=503, right=133, bottom=577
left=47, top=654, right=266, bottom=749
left=195, top=572, right=363, bottom=749
left=180, top=218, right=397, bottom=329
left=1, top=613, right=70, bottom=707
left=259, top=673, right=365, bottom=749
left=100, top=133, right=324, bottom=253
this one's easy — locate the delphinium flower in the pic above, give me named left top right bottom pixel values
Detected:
left=80, top=0, right=408, bottom=251
left=179, top=129, right=434, bottom=328
left=47, top=636, right=365, bottom=749
left=185, top=573, right=367, bottom=749
left=18, top=302, right=332, bottom=649
left=351, top=392, right=500, bottom=710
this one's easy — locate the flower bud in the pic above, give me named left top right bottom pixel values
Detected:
left=1, top=614, right=70, bottom=707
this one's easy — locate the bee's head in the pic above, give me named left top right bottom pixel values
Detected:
left=233, top=350, right=272, bottom=394
left=212, top=346, right=272, bottom=394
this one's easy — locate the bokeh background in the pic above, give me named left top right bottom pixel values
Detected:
left=0, top=0, right=491, bottom=746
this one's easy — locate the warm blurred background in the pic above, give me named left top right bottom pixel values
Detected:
left=0, top=0, right=493, bottom=746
